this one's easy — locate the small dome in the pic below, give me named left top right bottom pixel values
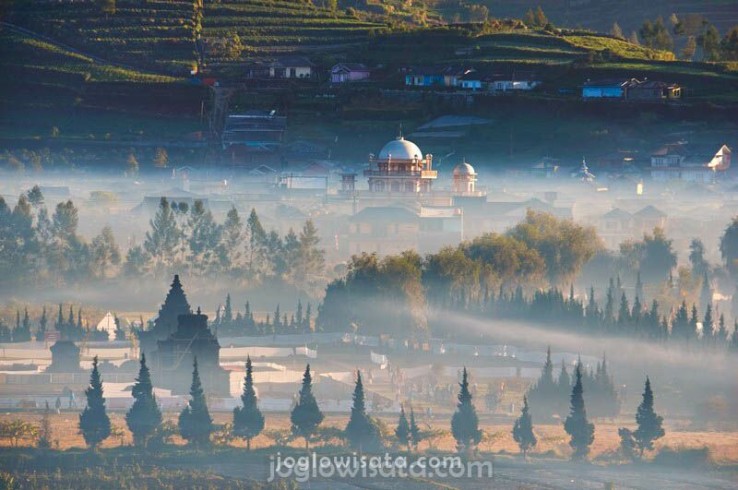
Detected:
left=378, top=137, right=423, bottom=161
left=453, top=161, right=476, bottom=177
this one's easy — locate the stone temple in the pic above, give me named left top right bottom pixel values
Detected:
left=154, top=308, right=229, bottom=396
left=138, top=274, right=191, bottom=358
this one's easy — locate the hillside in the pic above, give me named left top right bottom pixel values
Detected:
left=482, top=0, right=738, bottom=37
left=3, top=0, right=387, bottom=75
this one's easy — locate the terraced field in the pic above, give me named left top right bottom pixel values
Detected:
left=4, top=0, right=386, bottom=75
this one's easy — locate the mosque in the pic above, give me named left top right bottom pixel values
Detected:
left=341, top=135, right=480, bottom=200
left=342, top=134, right=483, bottom=255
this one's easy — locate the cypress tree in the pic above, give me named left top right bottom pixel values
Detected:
left=512, top=396, right=537, bottom=459
left=178, top=358, right=213, bottom=447
left=395, top=404, right=410, bottom=451
left=603, top=278, right=615, bottom=326
left=290, top=364, right=324, bottom=449
left=563, top=363, right=594, bottom=460
left=79, top=356, right=111, bottom=449
left=451, top=367, right=482, bottom=455
left=223, top=293, right=233, bottom=325
left=345, top=370, right=381, bottom=452
left=233, top=356, right=264, bottom=450
left=409, top=406, right=421, bottom=451
left=633, top=377, right=664, bottom=458
left=126, top=353, right=162, bottom=447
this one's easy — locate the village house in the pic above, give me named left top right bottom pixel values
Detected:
left=269, top=55, right=315, bottom=79
left=330, top=63, right=370, bottom=83
left=404, top=66, right=473, bottom=88
left=582, top=78, right=638, bottom=99
left=650, top=143, right=731, bottom=183
left=582, top=78, right=681, bottom=101
left=628, top=80, right=681, bottom=101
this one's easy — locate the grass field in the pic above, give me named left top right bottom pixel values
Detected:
left=3, top=411, right=737, bottom=464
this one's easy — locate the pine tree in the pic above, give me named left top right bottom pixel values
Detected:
left=717, top=313, right=729, bottom=345
left=290, top=364, right=324, bottom=449
left=345, top=370, right=381, bottom=452
left=395, top=404, right=410, bottom=451
left=79, top=356, right=111, bottom=449
left=409, top=406, right=421, bottom=451
left=563, top=363, right=594, bottom=460
left=633, top=377, right=664, bottom=458
left=36, top=306, right=47, bottom=341
left=512, top=396, right=537, bottom=459
left=527, top=346, right=558, bottom=419
left=178, top=358, right=213, bottom=447
left=702, top=304, right=715, bottom=344
left=689, top=305, right=699, bottom=340
left=233, top=356, right=264, bottom=450
left=126, top=353, right=162, bottom=447
left=223, top=293, right=233, bottom=325
left=617, top=292, right=630, bottom=329
left=604, top=279, right=615, bottom=326
left=451, top=367, right=482, bottom=455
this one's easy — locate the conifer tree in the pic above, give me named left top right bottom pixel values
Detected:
left=563, top=363, right=594, bottom=460
left=178, top=358, right=213, bottom=447
left=36, top=306, right=47, bottom=341
left=290, top=364, right=323, bottom=449
left=617, top=292, right=630, bottom=329
left=633, top=377, right=664, bottom=458
left=672, top=301, right=690, bottom=339
left=345, top=370, right=381, bottom=451
left=689, top=304, right=699, bottom=337
left=717, top=313, right=729, bottom=345
left=703, top=304, right=715, bottom=343
left=451, top=367, right=482, bottom=455
left=223, top=293, right=233, bottom=325
left=604, top=279, right=615, bottom=326
left=512, top=396, right=537, bottom=459
left=395, top=404, right=410, bottom=451
left=79, top=356, right=111, bottom=449
left=409, top=406, right=421, bottom=451
left=126, top=353, right=162, bottom=447
left=586, top=286, right=599, bottom=326
left=233, top=356, right=264, bottom=450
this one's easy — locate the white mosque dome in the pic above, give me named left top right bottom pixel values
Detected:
left=378, top=137, right=423, bottom=161
left=453, top=161, right=476, bottom=176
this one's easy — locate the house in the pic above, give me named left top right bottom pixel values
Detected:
left=269, top=56, right=315, bottom=79
left=330, top=63, right=370, bottom=83
left=632, top=205, right=667, bottom=234
left=491, top=79, right=541, bottom=92
left=348, top=206, right=419, bottom=255
left=221, top=111, right=287, bottom=151
left=650, top=143, right=731, bottom=183
left=628, top=80, right=681, bottom=101
left=404, top=66, right=473, bottom=88
left=490, top=71, right=541, bottom=92
left=418, top=206, right=463, bottom=252
left=582, top=79, right=638, bottom=99
left=459, top=70, right=486, bottom=91
left=583, top=78, right=681, bottom=101
left=598, top=208, right=633, bottom=249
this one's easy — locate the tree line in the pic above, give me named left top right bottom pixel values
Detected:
left=0, top=188, right=325, bottom=290
left=317, top=210, right=600, bottom=339
left=212, top=294, right=314, bottom=337
left=30, top=355, right=665, bottom=463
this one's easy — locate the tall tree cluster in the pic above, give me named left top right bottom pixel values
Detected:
left=131, top=200, right=324, bottom=285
